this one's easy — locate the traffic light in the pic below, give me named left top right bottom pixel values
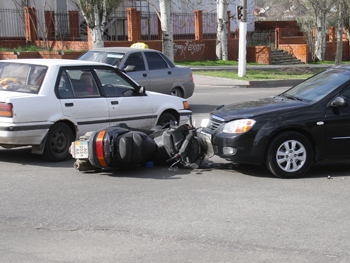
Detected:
left=237, top=6, right=243, bottom=20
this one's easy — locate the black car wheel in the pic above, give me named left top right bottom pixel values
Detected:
left=42, top=123, right=74, bottom=162
left=266, top=131, right=313, bottom=178
left=170, top=87, right=183, bottom=98
left=157, top=112, right=177, bottom=126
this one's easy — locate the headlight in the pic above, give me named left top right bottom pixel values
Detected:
left=201, top=118, right=210, bottom=127
left=223, top=119, right=256, bottom=134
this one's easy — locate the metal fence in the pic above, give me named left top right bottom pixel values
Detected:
left=0, top=9, right=26, bottom=39
left=247, top=31, right=274, bottom=48
left=203, top=12, right=218, bottom=39
left=0, top=8, right=224, bottom=42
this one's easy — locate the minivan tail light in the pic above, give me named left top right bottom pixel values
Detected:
left=0, top=103, right=13, bottom=117
left=95, top=130, right=107, bottom=167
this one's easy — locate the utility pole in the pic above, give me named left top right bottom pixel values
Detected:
left=238, top=0, right=247, bottom=77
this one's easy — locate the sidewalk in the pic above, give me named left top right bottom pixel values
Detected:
left=193, top=74, right=303, bottom=88
left=191, top=64, right=332, bottom=88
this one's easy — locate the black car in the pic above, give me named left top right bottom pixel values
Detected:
left=202, top=65, right=350, bottom=178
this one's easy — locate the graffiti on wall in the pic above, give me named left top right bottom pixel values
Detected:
left=174, top=41, right=206, bottom=59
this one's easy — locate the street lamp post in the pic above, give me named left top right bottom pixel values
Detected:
left=238, top=0, right=247, bottom=77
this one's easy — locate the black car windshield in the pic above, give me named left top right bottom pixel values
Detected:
left=283, top=68, right=350, bottom=103
left=79, top=51, right=125, bottom=67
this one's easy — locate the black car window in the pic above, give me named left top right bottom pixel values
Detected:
left=341, top=86, right=350, bottom=101
left=94, top=68, right=135, bottom=97
left=144, top=52, right=169, bottom=70
left=124, top=52, right=146, bottom=71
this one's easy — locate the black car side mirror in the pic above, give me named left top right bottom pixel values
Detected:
left=331, top=96, right=349, bottom=107
left=123, top=65, right=136, bottom=72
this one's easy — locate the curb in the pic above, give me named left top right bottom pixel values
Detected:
left=243, top=79, right=303, bottom=88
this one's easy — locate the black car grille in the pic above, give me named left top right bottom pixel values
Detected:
left=207, top=116, right=225, bottom=132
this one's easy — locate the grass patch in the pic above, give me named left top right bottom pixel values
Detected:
left=0, top=45, right=81, bottom=52
left=194, top=68, right=325, bottom=80
left=0, top=45, right=50, bottom=52
left=177, top=60, right=239, bottom=66
left=176, top=60, right=343, bottom=67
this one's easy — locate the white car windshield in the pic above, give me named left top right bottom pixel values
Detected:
left=0, top=62, right=47, bottom=94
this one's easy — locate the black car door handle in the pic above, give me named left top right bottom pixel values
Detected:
left=65, top=103, right=73, bottom=107
left=143, top=73, right=147, bottom=77
left=111, top=101, right=119, bottom=105
left=168, top=71, right=172, bottom=75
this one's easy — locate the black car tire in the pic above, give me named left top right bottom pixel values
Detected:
left=42, top=122, right=74, bottom=162
left=266, top=131, right=313, bottom=178
left=170, top=87, right=183, bottom=98
left=157, top=112, right=177, bottom=126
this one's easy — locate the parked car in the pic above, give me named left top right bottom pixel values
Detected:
left=78, top=47, right=195, bottom=98
left=0, top=59, right=192, bottom=161
left=202, top=65, right=350, bottom=178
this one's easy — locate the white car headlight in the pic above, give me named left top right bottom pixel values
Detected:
left=223, top=119, right=256, bottom=134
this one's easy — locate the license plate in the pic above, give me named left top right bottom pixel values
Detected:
left=72, top=140, right=89, bottom=159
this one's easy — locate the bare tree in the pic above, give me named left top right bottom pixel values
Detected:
left=11, top=0, right=56, bottom=49
left=216, top=0, right=228, bottom=60
left=342, top=0, right=350, bottom=54
left=335, top=0, right=342, bottom=65
left=146, top=0, right=174, bottom=61
left=307, top=0, right=338, bottom=61
left=71, top=0, right=122, bottom=49
left=297, top=17, right=317, bottom=61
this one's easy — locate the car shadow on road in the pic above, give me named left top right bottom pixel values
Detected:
left=0, top=147, right=75, bottom=168
left=201, top=158, right=350, bottom=179
left=85, top=162, right=194, bottom=180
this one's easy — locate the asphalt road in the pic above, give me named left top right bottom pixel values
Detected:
left=1, top=77, right=350, bottom=263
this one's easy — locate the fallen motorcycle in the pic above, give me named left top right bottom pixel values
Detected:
left=70, top=118, right=214, bottom=172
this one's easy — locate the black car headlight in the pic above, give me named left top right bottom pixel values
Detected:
left=223, top=119, right=256, bottom=134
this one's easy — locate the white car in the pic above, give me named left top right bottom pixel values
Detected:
left=0, top=59, right=192, bottom=161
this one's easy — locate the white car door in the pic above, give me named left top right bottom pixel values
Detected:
left=57, top=69, right=110, bottom=136
left=94, top=68, right=155, bottom=130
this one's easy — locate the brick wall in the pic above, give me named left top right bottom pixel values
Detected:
left=247, top=46, right=270, bottom=64
left=278, top=44, right=309, bottom=63
left=0, top=51, right=84, bottom=60
left=325, top=41, right=350, bottom=61
left=255, top=21, right=299, bottom=31
left=0, top=40, right=27, bottom=49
